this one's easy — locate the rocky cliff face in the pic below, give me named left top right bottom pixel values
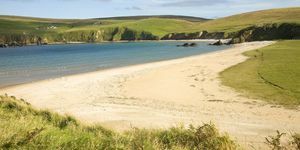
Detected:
left=1, top=23, right=299, bottom=47
left=229, top=23, right=300, bottom=44
left=0, top=27, right=159, bottom=46
left=161, top=31, right=225, bottom=40
left=160, top=23, right=300, bottom=44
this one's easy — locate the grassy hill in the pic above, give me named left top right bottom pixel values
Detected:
left=0, top=7, right=300, bottom=44
left=97, top=15, right=209, bottom=22
left=0, top=15, right=206, bottom=37
left=189, top=7, right=300, bottom=33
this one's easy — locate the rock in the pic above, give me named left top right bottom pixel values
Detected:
left=161, top=31, right=225, bottom=40
left=177, top=42, right=197, bottom=47
left=209, top=40, right=223, bottom=46
left=9, top=41, right=21, bottom=47
left=230, top=23, right=300, bottom=44
left=189, top=43, right=197, bottom=47
left=182, top=43, right=189, bottom=47
left=37, top=37, right=42, bottom=45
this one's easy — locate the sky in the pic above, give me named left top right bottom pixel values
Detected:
left=0, top=0, right=299, bottom=19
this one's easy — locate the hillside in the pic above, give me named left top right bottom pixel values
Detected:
left=97, top=15, right=209, bottom=22
left=0, top=7, right=300, bottom=45
left=189, top=7, right=300, bottom=33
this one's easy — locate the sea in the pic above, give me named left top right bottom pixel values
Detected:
left=0, top=41, right=231, bottom=87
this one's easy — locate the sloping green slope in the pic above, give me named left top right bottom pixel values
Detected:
left=0, top=7, right=300, bottom=43
left=221, top=40, right=300, bottom=106
left=190, top=7, right=300, bottom=33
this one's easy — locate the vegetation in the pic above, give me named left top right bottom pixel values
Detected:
left=1, top=7, right=300, bottom=44
left=265, top=130, right=300, bottom=149
left=220, top=40, right=300, bottom=106
left=0, top=95, right=237, bottom=149
left=190, top=7, right=300, bottom=33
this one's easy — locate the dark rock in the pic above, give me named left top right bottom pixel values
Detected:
left=190, top=43, right=197, bottom=47
left=177, top=42, right=197, bottom=47
left=182, top=43, right=189, bottom=47
left=37, top=37, right=42, bottom=45
left=209, top=40, right=223, bottom=46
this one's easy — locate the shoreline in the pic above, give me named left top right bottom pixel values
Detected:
left=0, top=39, right=220, bottom=49
left=2, top=41, right=300, bottom=149
left=0, top=40, right=227, bottom=89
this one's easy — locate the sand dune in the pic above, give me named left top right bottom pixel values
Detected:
left=2, top=41, right=300, bottom=149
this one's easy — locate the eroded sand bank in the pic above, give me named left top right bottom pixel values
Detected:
left=2, top=41, right=300, bottom=149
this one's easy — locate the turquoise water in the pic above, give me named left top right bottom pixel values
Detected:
left=0, top=41, right=231, bottom=87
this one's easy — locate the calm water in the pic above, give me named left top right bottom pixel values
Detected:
left=0, top=41, right=231, bottom=87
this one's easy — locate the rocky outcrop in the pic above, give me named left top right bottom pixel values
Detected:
left=229, top=23, right=300, bottom=44
left=177, top=42, right=197, bottom=47
left=161, top=31, right=225, bottom=40
left=0, top=27, right=159, bottom=48
left=209, top=40, right=223, bottom=46
left=161, top=23, right=300, bottom=44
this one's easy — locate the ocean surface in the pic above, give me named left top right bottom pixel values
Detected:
left=0, top=41, right=231, bottom=87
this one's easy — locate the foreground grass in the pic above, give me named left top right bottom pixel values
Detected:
left=0, top=95, right=237, bottom=149
left=220, top=40, right=300, bottom=106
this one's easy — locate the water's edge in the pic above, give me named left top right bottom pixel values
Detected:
left=0, top=41, right=231, bottom=88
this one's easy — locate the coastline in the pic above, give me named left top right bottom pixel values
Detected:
left=0, top=39, right=220, bottom=48
left=0, top=39, right=225, bottom=89
left=2, top=41, right=300, bottom=149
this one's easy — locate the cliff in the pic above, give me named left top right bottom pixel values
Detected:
left=229, top=23, right=300, bottom=44
left=160, top=23, right=300, bottom=44
left=0, top=27, right=159, bottom=46
left=161, top=31, right=225, bottom=40
left=1, top=22, right=300, bottom=47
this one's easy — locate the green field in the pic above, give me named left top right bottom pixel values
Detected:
left=0, top=95, right=237, bottom=149
left=190, top=7, right=300, bottom=33
left=1, top=7, right=300, bottom=41
left=220, top=40, right=300, bottom=106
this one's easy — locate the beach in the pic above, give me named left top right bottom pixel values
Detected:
left=2, top=41, right=300, bottom=148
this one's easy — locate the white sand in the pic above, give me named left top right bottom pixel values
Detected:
left=2, top=41, right=300, bottom=149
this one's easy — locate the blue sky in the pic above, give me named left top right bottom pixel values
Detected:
left=0, top=0, right=299, bottom=19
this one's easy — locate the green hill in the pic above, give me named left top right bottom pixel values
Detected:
left=0, top=7, right=300, bottom=45
left=97, top=15, right=209, bottom=22
left=189, top=7, right=300, bottom=33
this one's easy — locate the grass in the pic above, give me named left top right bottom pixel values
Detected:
left=190, top=7, right=300, bottom=33
left=0, top=7, right=300, bottom=40
left=220, top=40, right=300, bottom=106
left=0, top=95, right=238, bottom=149
left=64, top=18, right=196, bottom=38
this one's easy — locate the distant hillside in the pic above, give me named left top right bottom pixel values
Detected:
left=189, top=7, right=300, bottom=33
left=97, top=15, right=209, bottom=22
left=0, top=7, right=300, bottom=45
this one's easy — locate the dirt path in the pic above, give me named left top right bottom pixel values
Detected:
left=2, top=41, right=299, bottom=149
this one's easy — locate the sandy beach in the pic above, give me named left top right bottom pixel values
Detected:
left=1, top=41, right=300, bottom=149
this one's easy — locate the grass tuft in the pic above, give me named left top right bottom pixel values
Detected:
left=0, top=95, right=238, bottom=149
